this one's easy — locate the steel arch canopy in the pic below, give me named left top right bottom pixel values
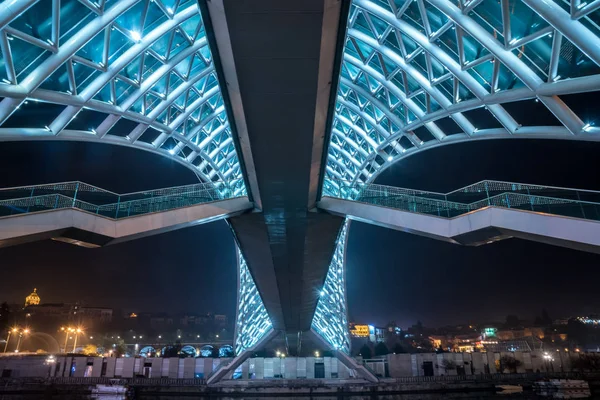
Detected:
left=322, top=0, right=600, bottom=194
left=0, top=0, right=246, bottom=193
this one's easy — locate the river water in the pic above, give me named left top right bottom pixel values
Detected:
left=0, top=394, right=592, bottom=399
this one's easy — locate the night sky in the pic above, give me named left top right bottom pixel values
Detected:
left=0, top=139, right=599, bottom=328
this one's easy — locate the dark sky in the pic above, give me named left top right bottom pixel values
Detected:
left=1, top=139, right=599, bottom=328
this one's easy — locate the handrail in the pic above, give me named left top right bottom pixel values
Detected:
left=327, top=178, right=600, bottom=196
left=0, top=178, right=244, bottom=196
left=0, top=182, right=246, bottom=220
left=323, top=179, right=600, bottom=222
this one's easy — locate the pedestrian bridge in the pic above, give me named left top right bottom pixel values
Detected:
left=0, top=180, right=252, bottom=248
left=2, top=179, right=599, bottom=253
left=318, top=179, right=600, bottom=253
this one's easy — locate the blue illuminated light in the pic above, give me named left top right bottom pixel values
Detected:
left=311, top=222, right=351, bottom=354
left=321, top=0, right=600, bottom=196
left=234, top=248, right=273, bottom=354
left=0, top=0, right=246, bottom=196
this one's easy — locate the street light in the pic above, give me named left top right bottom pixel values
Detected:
left=72, top=328, right=83, bottom=352
left=61, top=327, right=74, bottom=353
left=4, top=327, right=19, bottom=353
left=15, top=328, right=30, bottom=352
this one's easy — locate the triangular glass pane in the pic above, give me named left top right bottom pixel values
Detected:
left=150, top=31, right=171, bottom=59
left=10, top=36, right=50, bottom=79
left=169, top=30, right=190, bottom=58
left=93, top=81, right=112, bottom=103
left=120, top=54, right=142, bottom=82
left=73, top=62, right=101, bottom=93
left=508, top=0, right=549, bottom=41
left=425, top=4, right=450, bottom=34
left=401, top=1, right=425, bottom=34
left=76, top=31, right=105, bottom=65
left=469, top=59, right=495, bottom=92
left=471, top=1, right=504, bottom=45
left=557, top=36, right=600, bottom=79
left=367, top=54, right=385, bottom=76
left=369, top=13, right=390, bottom=39
left=115, top=79, right=134, bottom=105
left=144, top=1, right=169, bottom=36
left=463, top=31, right=489, bottom=63
left=10, top=1, right=51, bottom=43
left=383, top=29, right=403, bottom=55
left=115, top=1, right=146, bottom=34
left=108, top=28, right=135, bottom=64
left=437, top=28, right=460, bottom=63
left=174, top=55, right=194, bottom=79
left=39, top=64, right=70, bottom=93
left=353, top=10, right=374, bottom=37
left=181, top=13, right=202, bottom=39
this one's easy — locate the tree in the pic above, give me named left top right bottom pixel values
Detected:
left=161, top=346, right=179, bottom=358
left=82, top=344, right=98, bottom=356
left=441, top=359, right=456, bottom=371
left=374, top=342, right=389, bottom=356
left=359, top=344, right=372, bottom=359
left=392, top=343, right=406, bottom=354
left=499, top=355, right=522, bottom=373
left=572, top=354, right=600, bottom=371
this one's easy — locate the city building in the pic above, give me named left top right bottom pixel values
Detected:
left=0, top=0, right=599, bottom=384
left=24, top=288, right=40, bottom=308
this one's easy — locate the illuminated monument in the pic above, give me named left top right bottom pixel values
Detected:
left=1, top=0, right=600, bottom=382
left=24, top=288, right=41, bottom=307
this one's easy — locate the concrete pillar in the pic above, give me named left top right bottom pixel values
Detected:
left=241, top=359, right=249, bottom=379
left=324, top=357, right=332, bottom=378
left=181, top=358, right=193, bottom=378
left=91, top=358, right=103, bottom=377
left=306, top=357, right=315, bottom=378
left=105, top=357, right=116, bottom=377
left=121, top=358, right=135, bottom=378
left=151, top=358, right=163, bottom=378
left=168, top=358, right=178, bottom=378
left=297, top=357, right=307, bottom=378
left=254, top=358, right=264, bottom=379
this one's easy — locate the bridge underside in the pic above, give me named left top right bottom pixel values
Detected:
left=211, top=0, right=346, bottom=355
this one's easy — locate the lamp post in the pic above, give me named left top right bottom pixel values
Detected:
left=72, top=328, right=83, bottom=352
left=15, top=329, right=29, bottom=352
left=3, top=327, right=18, bottom=353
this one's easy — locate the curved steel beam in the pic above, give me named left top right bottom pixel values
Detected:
left=426, top=0, right=584, bottom=135
left=352, top=0, right=518, bottom=132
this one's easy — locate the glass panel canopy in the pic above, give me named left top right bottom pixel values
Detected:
left=0, top=0, right=245, bottom=194
left=323, top=0, right=600, bottom=194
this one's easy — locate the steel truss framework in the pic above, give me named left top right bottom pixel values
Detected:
left=234, top=247, right=273, bottom=355
left=317, top=0, right=600, bottom=354
left=323, top=0, right=600, bottom=194
left=312, top=222, right=351, bottom=354
left=0, top=0, right=245, bottom=195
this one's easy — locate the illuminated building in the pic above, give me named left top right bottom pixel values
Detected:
left=24, top=288, right=40, bottom=307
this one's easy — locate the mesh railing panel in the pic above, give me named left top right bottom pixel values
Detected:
left=326, top=179, right=600, bottom=221
left=0, top=180, right=245, bottom=220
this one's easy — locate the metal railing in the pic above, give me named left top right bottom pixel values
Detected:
left=324, top=179, right=600, bottom=221
left=0, top=179, right=246, bottom=220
